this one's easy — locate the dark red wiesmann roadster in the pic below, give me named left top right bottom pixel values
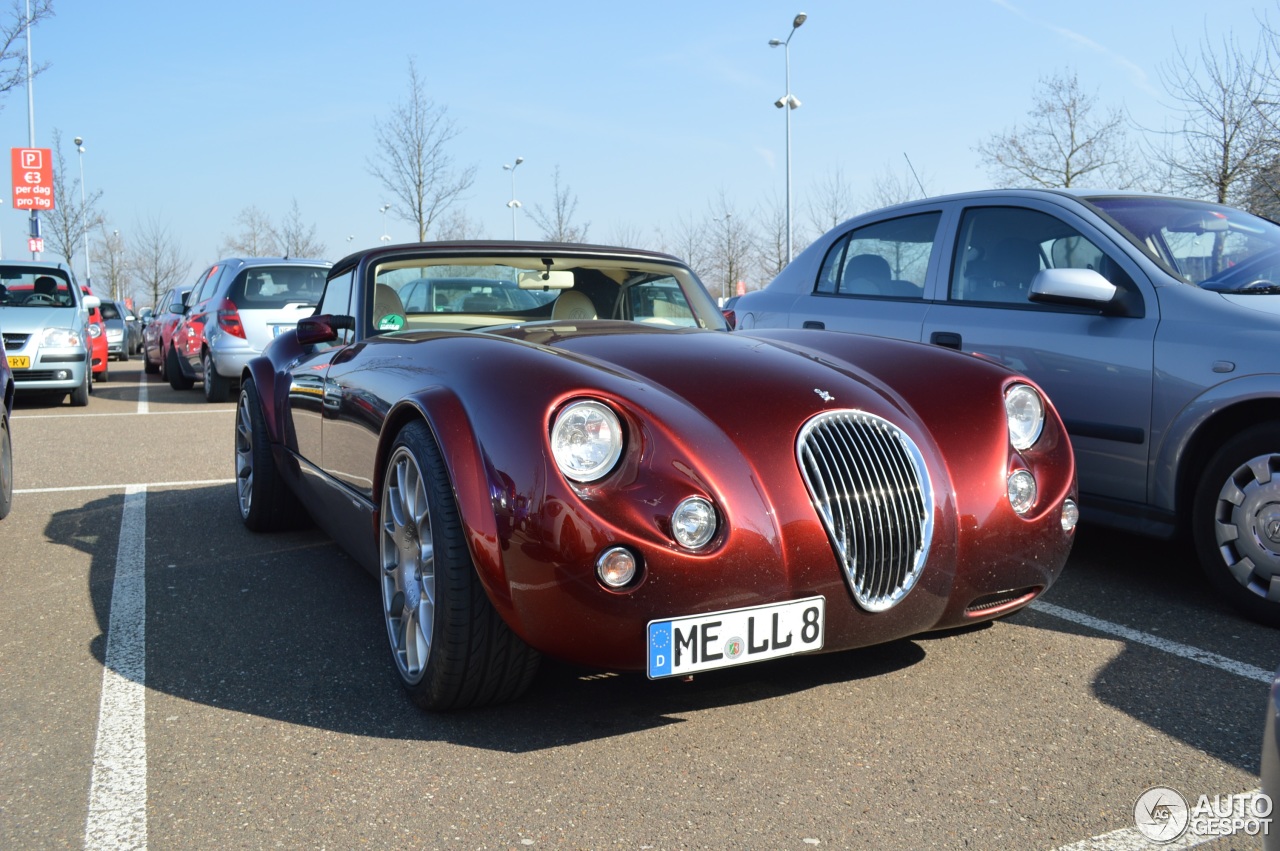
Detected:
left=236, top=242, right=1078, bottom=709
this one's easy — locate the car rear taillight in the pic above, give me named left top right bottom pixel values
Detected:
left=722, top=309, right=737, bottom=330
left=217, top=298, right=246, bottom=338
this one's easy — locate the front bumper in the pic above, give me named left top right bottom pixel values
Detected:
left=9, top=347, right=89, bottom=391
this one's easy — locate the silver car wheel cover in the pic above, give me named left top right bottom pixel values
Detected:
left=380, top=446, right=436, bottom=684
left=1214, top=451, right=1280, bottom=601
left=233, top=392, right=254, bottom=518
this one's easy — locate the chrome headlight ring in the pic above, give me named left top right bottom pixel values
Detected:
left=550, top=399, right=624, bottom=483
left=1005, top=383, right=1045, bottom=451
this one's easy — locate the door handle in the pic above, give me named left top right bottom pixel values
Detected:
left=931, top=331, right=962, bottom=349
left=802, top=320, right=825, bottom=330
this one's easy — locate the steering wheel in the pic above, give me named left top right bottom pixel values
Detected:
left=23, top=293, right=56, bottom=305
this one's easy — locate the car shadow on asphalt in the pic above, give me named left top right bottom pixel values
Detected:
left=53, top=484, right=934, bottom=752
left=1007, top=523, right=1269, bottom=775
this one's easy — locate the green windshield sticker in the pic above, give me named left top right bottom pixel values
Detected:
left=377, top=314, right=405, bottom=331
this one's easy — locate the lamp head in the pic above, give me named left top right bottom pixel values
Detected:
left=74, top=136, right=83, bottom=146
left=793, top=12, right=807, bottom=28
left=768, top=38, right=782, bottom=47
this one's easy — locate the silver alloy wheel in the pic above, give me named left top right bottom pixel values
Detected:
left=234, top=390, right=254, bottom=518
left=1213, top=451, right=1280, bottom=599
left=204, top=353, right=213, bottom=387
left=380, top=445, right=436, bottom=685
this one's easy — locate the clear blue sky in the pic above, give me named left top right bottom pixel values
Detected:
left=0, top=0, right=1269, bottom=291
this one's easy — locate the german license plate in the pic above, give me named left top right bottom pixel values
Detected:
left=6, top=355, right=29, bottom=369
left=647, top=596, right=825, bottom=679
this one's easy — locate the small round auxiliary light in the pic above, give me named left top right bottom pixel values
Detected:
left=1007, top=470, right=1037, bottom=515
left=1061, top=498, right=1080, bottom=532
left=597, top=547, right=637, bottom=589
left=672, top=496, right=717, bottom=549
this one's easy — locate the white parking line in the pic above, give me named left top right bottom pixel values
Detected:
left=12, top=409, right=230, bottom=420
left=16, top=478, right=234, bottom=494
left=84, top=485, right=148, bottom=849
left=137, top=373, right=148, bottom=415
left=1029, top=600, right=1273, bottom=683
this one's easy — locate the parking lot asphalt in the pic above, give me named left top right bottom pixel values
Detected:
left=0, top=359, right=1274, bottom=850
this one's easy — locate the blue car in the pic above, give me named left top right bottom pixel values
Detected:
left=736, top=190, right=1280, bottom=626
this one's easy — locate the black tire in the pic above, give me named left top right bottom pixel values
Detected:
left=203, top=351, right=232, bottom=403
left=1192, top=422, right=1280, bottom=627
left=120, top=346, right=129, bottom=363
left=96, top=365, right=109, bottom=383
left=0, top=411, right=12, bottom=520
left=69, top=369, right=90, bottom=407
left=379, top=420, right=540, bottom=710
left=234, top=378, right=306, bottom=532
left=166, top=345, right=193, bottom=390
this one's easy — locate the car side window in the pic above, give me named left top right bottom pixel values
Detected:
left=951, top=206, right=1139, bottom=308
left=813, top=213, right=938, bottom=299
left=317, top=269, right=355, bottom=344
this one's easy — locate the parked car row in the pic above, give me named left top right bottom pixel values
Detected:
left=143, top=257, right=330, bottom=402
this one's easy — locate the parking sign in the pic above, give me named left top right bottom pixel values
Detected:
left=11, top=147, right=54, bottom=210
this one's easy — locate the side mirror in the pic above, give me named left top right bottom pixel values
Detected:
left=1028, top=268, right=1117, bottom=309
left=296, top=314, right=354, bottom=345
left=83, top=294, right=101, bottom=310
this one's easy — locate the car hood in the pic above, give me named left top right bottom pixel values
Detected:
left=1219, top=292, right=1280, bottom=316
left=484, top=320, right=932, bottom=430
left=0, top=304, right=83, bottom=334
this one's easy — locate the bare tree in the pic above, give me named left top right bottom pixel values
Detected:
left=219, top=205, right=279, bottom=256
left=93, top=222, right=131, bottom=302
left=368, top=58, right=476, bottom=241
left=806, top=167, right=857, bottom=235
left=276, top=198, right=326, bottom=258
left=528, top=165, right=590, bottom=242
left=703, top=192, right=757, bottom=303
left=1152, top=30, right=1280, bottom=205
left=756, top=192, right=789, bottom=282
left=607, top=221, right=652, bottom=251
left=434, top=208, right=484, bottom=240
left=975, top=70, right=1136, bottom=189
left=865, top=159, right=930, bottom=210
left=129, top=216, right=190, bottom=310
left=44, top=129, right=102, bottom=284
left=655, top=211, right=712, bottom=280
left=0, top=0, right=52, bottom=105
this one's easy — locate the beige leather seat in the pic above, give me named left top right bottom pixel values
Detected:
left=374, top=284, right=406, bottom=327
left=551, top=290, right=596, bottom=320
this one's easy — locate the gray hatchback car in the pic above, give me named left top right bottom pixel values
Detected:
left=736, top=189, right=1280, bottom=626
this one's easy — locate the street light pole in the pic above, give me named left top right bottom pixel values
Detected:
left=503, top=156, right=523, bottom=239
left=770, top=11, right=807, bottom=264
left=75, top=136, right=91, bottom=288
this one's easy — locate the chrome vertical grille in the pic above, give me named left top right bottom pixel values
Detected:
left=797, top=410, right=933, bottom=611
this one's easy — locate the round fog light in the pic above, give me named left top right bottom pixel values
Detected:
left=1061, top=498, right=1079, bottom=532
left=672, top=496, right=717, bottom=549
left=56, top=370, right=69, bottom=380
left=1007, top=470, right=1037, bottom=515
left=597, top=547, right=637, bottom=588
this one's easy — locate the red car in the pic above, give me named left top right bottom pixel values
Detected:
left=236, top=242, right=1078, bottom=710
left=141, top=285, right=192, bottom=378
left=82, top=287, right=108, bottom=382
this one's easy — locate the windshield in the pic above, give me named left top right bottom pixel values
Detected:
left=0, top=267, right=76, bottom=307
left=369, top=258, right=723, bottom=332
left=1086, top=195, right=1280, bottom=292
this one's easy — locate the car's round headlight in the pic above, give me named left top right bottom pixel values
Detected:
left=550, top=399, right=623, bottom=483
left=87, top=323, right=102, bottom=338
left=1005, top=383, right=1044, bottom=451
left=672, top=496, right=717, bottom=549
left=1007, top=469, right=1037, bottom=515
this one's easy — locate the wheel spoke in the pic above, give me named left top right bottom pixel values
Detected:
left=379, top=444, right=436, bottom=685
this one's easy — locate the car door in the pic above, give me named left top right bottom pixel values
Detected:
left=779, top=209, right=946, bottom=341
left=286, top=268, right=355, bottom=470
left=179, top=264, right=223, bottom=371
left=919, top=199, right=1160, bottom=505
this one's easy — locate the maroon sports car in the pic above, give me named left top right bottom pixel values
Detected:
left=236, top=242, right=1079, bottom=709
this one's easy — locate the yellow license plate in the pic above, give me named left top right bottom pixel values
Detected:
left=6, top=355, right=30, bottom=369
